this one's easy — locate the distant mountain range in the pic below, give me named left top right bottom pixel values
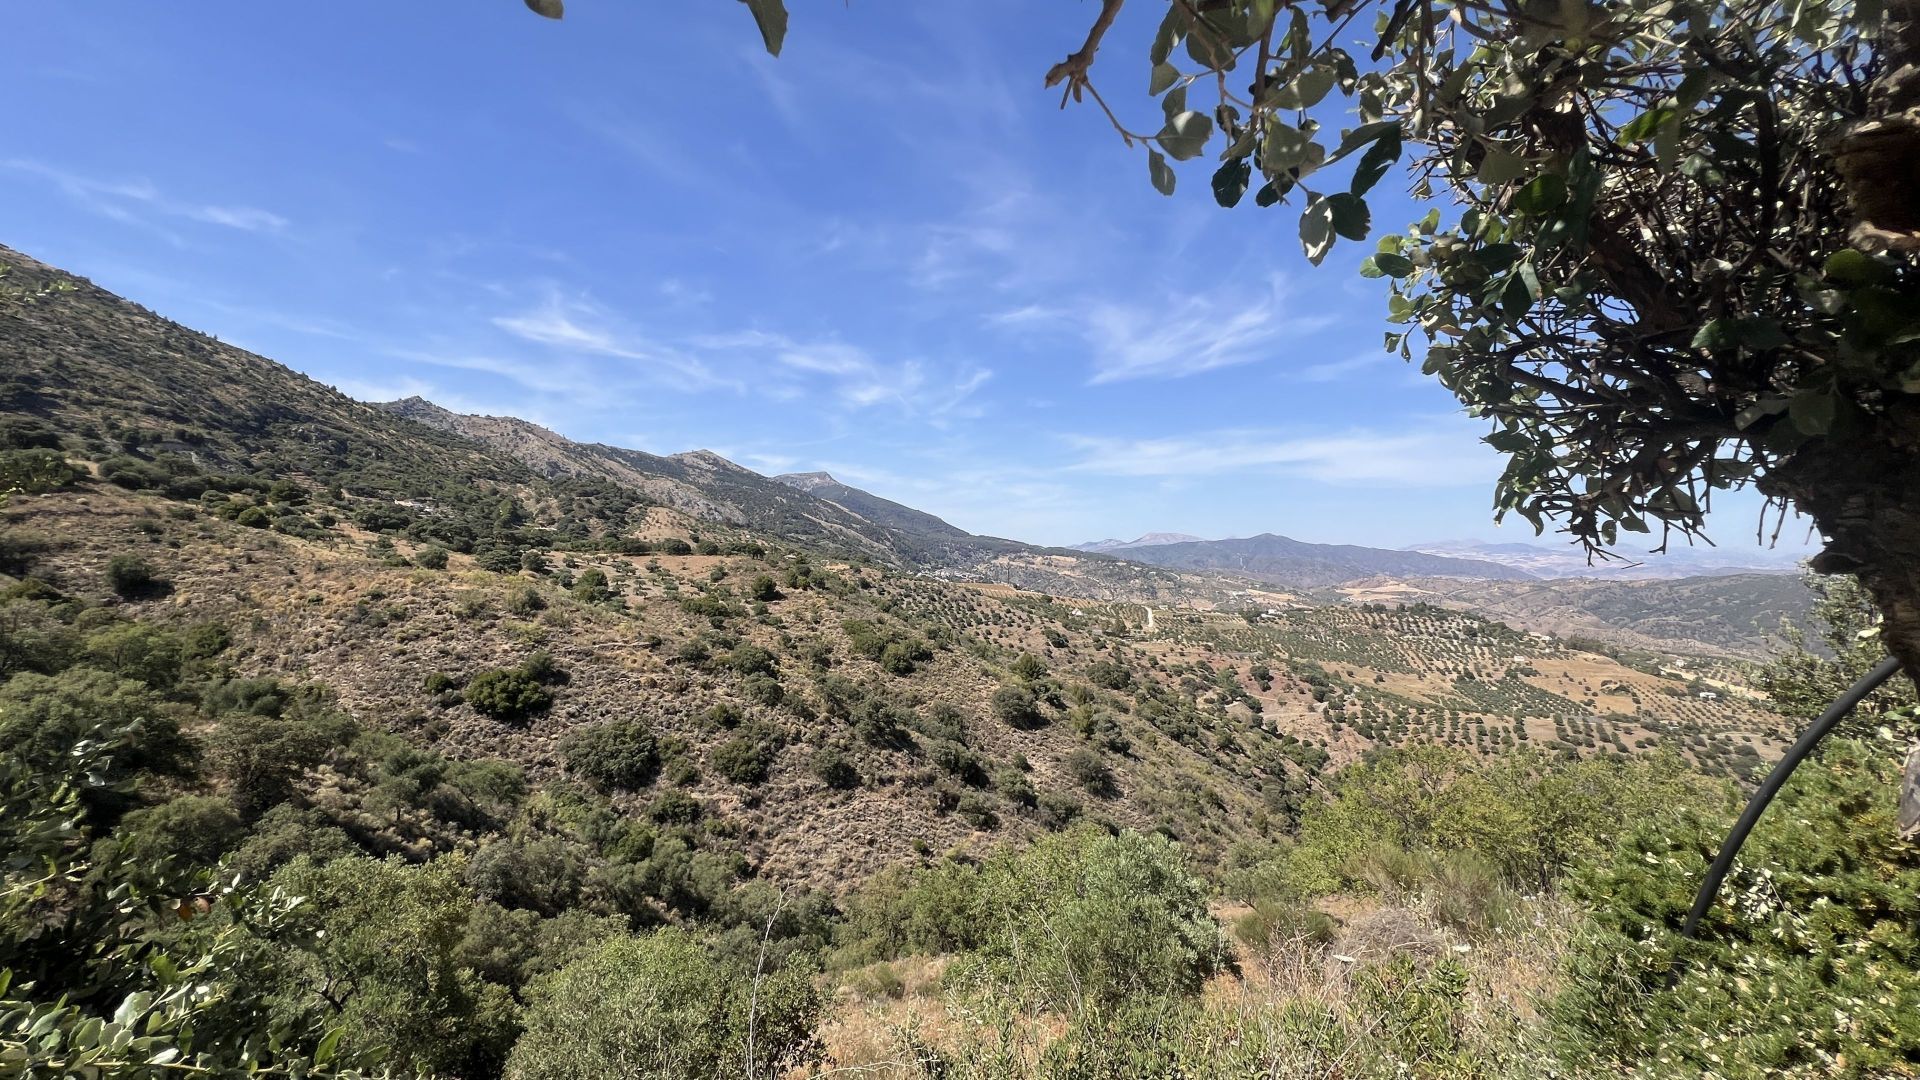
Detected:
left=1404, top=539, right=1806, bottom=580
left=1072, top=531, right=1807, bottom=584
left=1072, top=532, right=1535, bottom=590
left=1072, top=533, right=1205, bottom=553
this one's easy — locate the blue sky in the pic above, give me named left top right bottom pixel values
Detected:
left=2, top=1, right=1814, bottom=555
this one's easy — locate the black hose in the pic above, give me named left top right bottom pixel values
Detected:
left=1679, top=654, right=1905, bottom=941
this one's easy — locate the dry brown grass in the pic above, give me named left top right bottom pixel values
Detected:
left=798, top=896, right=1577, bottom=1078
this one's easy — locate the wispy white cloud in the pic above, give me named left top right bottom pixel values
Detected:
left=490, top=292, right=729, bottom=392
left=693, top=330, right=992, bottom=420
left=1295, top=351, right=1389, bottom=383
left=994, top=278, right=1334, bottom=385
left=3, top=159, right=286, bottom=234
left=1062, top=419, right=1500, bottom=487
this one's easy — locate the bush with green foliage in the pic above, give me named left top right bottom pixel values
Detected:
left=99, top=455, right=168, bottom=491
left=811, top=745, right=860, bottom=790
left=104, top=554, right=160, bottom=597
left=207, top=703, right=357, bottom=817
left=0, top=448, right=74, bottom=498
left=505, top=928, right=824, bottom=1080
left=711, top=734, right=777, bottom=785
left=991, top=683, right=1044, bottom=729
left=1063, top=747, right=1117, bottom=798
left=413, top=543, right=451, bottom=570
left=562, top=719, right=660, bottom=792
left=1550, top=738, right=1920, bottom=1077
left=950, top=828, right=1230, bottom=1011
left=245, top=854, right=520, bottom=1077
left=464, top=667, right=554, bottom=723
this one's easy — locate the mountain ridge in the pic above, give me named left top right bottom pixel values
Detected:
left=1079, top=531, right=1536, bottom=590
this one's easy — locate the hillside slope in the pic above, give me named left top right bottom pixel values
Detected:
left=1096, top=532, right=1535, bottom=589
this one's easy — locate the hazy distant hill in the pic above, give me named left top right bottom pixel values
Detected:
left=1082, top=532, right=1534, bottom=589
left=1072, top=532, right=1205, bottom=553
left=1406, top=538, right=1805, bottom=580
left=1338, top=573, right=1816, bottom=659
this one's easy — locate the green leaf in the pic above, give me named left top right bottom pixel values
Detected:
left=1325, top=193, right=1370, bottom=241
left=1267, top=64, right=1336, bottom=110
left=1372, top=252, right=1415, bottom=277
left=1261, top=120, right=1311, bottom=174
left=740, top=0, right=788, bottom=56
left=1788, top=390, right=1837, bottom=435
left=1211, top=156, right=1251, bottom=207
left=1476, top=149, right=1526, bottom=186
left=1253, top=177, right=1291, bottom=207
left=1733, top=396, right=1789, bottom=430
left=1501, top=273, right=1534, bottom=319
left=1349, top=126, right=1402, bottom=196
left=1161, top=84, right=1189, bottom=123
left=1185, top=22, right=1236, bottom=69
left=1618, top=105, right=1678, bottom=144
left=1158, top=111, right=1214, bottom=161
left=1148, top=150, right=1177, bottom=197
left=1150, top=62, right=1180, bottom=96
left=1358, top=256, right=1387, bottom=279
left=1693, top=316, right=1787, bottom=352
left=1511, top=174, right=1568, bottom=215
left=315, top=1027, right=345, bottom=1067
left=1332, top=121, right=1400, bottom=158
left=524, top=0, right=564, bottom=17
left=1150, top=6, right=1185, bottom=65
left=1823, top=248, right=1892, bottom=287
left=1300, top=198, right=1336, bottom=265
left=1471, top=244, right=1523, bottom=273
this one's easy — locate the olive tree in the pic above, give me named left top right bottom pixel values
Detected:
left=1042, top=1, right=1920, bottom=693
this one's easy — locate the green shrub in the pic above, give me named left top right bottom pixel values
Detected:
left=0, top=448, right=74, bottom=496
left=1010, top=652, right=1047, bottom=680
left=468, top=837, right=590, bottom=915
left=1064, top=747, right=1117, bottom=797
left=711, top=735, right=776, bottom=785
left=1087, top=659, right=1133, bottom=690
left=206, top=705, right=356, bottom=816
left=259, top=855, right=520, bottom=1077
left=107, top=794, right=245, bottom=872
left=991, top=683, right=1044, bottom=729
left=747, top=574, right=781, bottom=602
left=506, top=584, right=547, bottom=615
left=571, top=567, right=610, bottom=602
left=811, top=746, right=860, bottom=790
left=726, top=643, right=778, bottom=676
left=950, top=828, right=1230, bottom=1011
left=413, top=543, right=451, bottom=570
left=741, top=673, right=785, bottom=706
left=99, top=455, right=167, bottom=490
left=105, top=554, right=159, bottom=597
left=505, top=928, right=824, bottom=1080
left=0, top=667, right=188, bottom=793
left=463, top=668, right=554, bottom=723
left=82, top=621, right=184, bottom=687
left=1550, top=739, right=1920, bottom=1077
left=649, top=790, right=703, bottom=824
left=562, top=719, right=659, bottom=791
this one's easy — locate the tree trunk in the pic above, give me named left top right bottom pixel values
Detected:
left=1761, top=406, right=1920, bottom=832
left=1837, top=0, right=1920, bottom=253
